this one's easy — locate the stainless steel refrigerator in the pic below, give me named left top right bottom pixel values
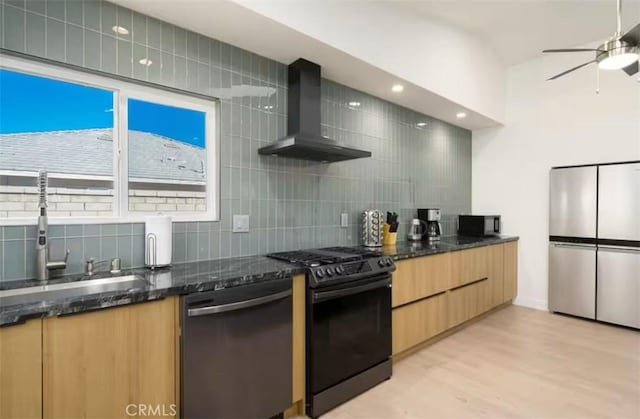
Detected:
left=549, top=161, right=639, bottom=329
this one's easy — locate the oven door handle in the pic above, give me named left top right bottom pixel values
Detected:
left=312, top=277, right=391, bottom=304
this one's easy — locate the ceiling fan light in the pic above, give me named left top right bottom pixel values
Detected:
left=597, top=44, right=639, bottom=70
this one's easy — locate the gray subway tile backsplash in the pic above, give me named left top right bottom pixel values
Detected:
left=66, top=0, right=83, bottom=26
left=3, top=240, right=26, bottom=280
left=83, top=0, right=99, bottom=31
left=0, top=0, right=471, bottom=282
left=4, top=5, right=25, bottom=52
left=25, top=12, right=45, bottom=56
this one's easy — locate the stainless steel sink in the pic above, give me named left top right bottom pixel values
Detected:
left=0, top=275, right=149, bottom=307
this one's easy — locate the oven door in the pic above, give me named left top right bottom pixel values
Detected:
left=308, top=274, right=392, bottom=395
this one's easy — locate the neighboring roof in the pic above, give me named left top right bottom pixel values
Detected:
left=0, top=128, right=206, bottom=184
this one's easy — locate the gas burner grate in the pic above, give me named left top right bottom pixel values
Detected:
left=267, top=251, right=342, bottom=267
left=319, top=247, right=381, bottom=257
left=267, top=247, right=381, bottom=267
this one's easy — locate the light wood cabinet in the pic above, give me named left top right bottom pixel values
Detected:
left=392, top=292, right=447, bottom=355
left=449, top=246, right=490, bottom=289
left=392, top=253, right=450, bottom=307
left=488, top=244, right=505, bottom=308
left=503, top=241, right=518, bottom=302
left=448, top=279, right=491, bottom=328
left=391, top=242, right=518, bottom=357
left=0, top=319, right=42, bottom=419
left=43, top=297, right=178, bottom=419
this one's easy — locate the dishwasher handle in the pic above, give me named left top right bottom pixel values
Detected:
left=187, top=289, right=291, bottom=317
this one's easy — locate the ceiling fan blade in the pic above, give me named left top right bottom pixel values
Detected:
left=621, top=23, right=640, bottom=45
left=622, top=61, right=639, bottom=76
left=542, top=48, right=601, bottom=53
left=547, top=61, right=596, bottom=81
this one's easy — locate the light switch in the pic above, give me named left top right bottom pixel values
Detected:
left=341, top=213, right=349, bottom=228
left=233, top=214, right=250, bottom=233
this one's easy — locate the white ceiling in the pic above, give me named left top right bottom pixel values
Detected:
left=110, top=0, right=639, bottom=130
left=111, top=0, right=505, bottom=129
left=399, top=0, right=640, bottom=66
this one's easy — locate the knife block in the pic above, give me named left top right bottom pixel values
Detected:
left=382, top=223, right=397, bottom=245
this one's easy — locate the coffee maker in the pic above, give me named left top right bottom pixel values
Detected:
left=418, top=208, right=443, bottom=241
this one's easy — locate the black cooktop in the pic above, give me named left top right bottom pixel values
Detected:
left=267, top=247, right=380, bottom=268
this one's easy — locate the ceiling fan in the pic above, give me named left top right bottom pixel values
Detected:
left=543, top=0, right=639, bottom=81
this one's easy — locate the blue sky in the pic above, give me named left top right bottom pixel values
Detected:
left=0, top=69, right=113, bottom=133
left=0, top=69, right=205, bottom=148
left=128, top=98, right=205, bottom=148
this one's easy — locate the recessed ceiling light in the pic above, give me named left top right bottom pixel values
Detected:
left=416, top=122, right=428, bottom=128
left=456, top=112, right=467, bottom=119
left=263, top=105, right=274, bottom=110
left=348, top=101, right=361, bottom=107
left=138, top=58, right=153, bottom=66
left=111, top=25, right=129, bottom=35
left=391, top=84, right=404, bottom=93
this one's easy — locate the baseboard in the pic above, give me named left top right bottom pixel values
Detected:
left=513, top=296, right=548, bottom=311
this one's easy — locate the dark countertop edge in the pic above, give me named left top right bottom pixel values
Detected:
left=0, top=265, right=307, bottom=327
left=387, top=236, right=519, bottom=261
left=0, top=236, right=517, bottom=327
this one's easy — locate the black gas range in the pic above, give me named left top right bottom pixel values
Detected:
left=268, top=246, right=395, bottom=288
left=267, top=247, right=395, bottom=417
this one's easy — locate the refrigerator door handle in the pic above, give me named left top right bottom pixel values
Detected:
left=598, top=246, right=640, bottom=254
left=551, top=242, right=596, bottom=249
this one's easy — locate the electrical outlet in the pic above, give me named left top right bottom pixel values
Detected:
left=232, top=214, right=250, bottom=233
left=340, top=213, right=349, bottom=228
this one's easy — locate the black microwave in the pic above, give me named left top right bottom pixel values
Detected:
left=458, top=215, right=501, bottom=237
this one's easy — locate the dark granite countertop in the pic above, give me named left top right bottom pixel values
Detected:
left=375, top=235, right=519, bottom=260
left=0, top=256, right=305, bottom=327
left=0, top=235, right=517, bottom=327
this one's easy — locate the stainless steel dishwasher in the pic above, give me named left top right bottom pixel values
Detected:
left=181, top=278, right=293, bottom=419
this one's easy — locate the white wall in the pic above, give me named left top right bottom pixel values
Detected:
left=472, top=51, right=640, bottom=310
left=233, top=0, right=506, bottom=124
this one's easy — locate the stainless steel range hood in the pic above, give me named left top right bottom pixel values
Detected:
left=258, top=59, right=371, bottom=163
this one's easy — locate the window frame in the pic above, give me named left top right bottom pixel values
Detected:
left=0, top=54, right=219, bottom=225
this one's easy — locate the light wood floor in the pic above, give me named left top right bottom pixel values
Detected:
left=325, top=305, right=640, bottom=419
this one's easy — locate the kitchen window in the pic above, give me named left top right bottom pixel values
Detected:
left=0, top=55, right=218, bottom=223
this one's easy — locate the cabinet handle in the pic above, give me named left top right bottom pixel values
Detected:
left=450, top=277, right=488, bottom=292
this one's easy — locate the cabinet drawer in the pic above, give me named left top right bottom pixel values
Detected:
left=450, top=247, right=490, bottom=289
left=392, top=253, right=450, bottom=307
left=448, top=279, right=491, bottom=328
left=392, top=292, right=447, bottom=355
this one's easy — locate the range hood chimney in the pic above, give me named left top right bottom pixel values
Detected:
left=258, top=59, right=372, bottom=162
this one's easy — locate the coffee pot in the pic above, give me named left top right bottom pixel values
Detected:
left=407, top=218, right=427, bottom=242
left=425, top=209, right=443, bottom=241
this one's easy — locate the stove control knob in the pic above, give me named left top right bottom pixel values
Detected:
left=336, top=265, right=345, bottom=275
left=386, top=257, right=394, bottom=267
left=315, top=268, right=325, bottom=278
left=326, top=267, right=334, bottom=277
left=378, top=258, right=386, bottom=267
